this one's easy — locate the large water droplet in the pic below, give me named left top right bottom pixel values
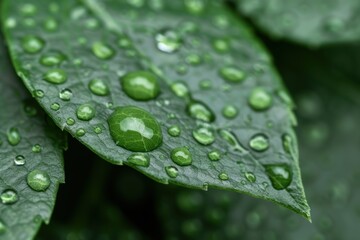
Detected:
left=121, top=71, right=160, bottom=101
left=7, top=128, right=21, bottom=146
left=108, top=106, right=163, bottom=152
left=192, top=127, right=215, bottom=145
left=208, top=150, right=221, bottom=161
left=76, top=104, right=96, bottom=121
left=245, top=172, right=256, bottom=183
left=220, top=67, right=246, bottom=83
left=165, top=166, right=179, bottom=178
left=127, top=153, right=150, bottom=167
left=88, top=79, right=110, bottom=96
left=187, top=101, right=215, bottom=122
left=155, top=29, right=182, bottom=53
left=92, top=42, right=115, bottom=59
left=14, top=155, right=25, bottom=166
left=1, top=189, right=18, bottom=205
left=167, top=125, right=181, bottom=137
left=265, top=164, right=292, bottom=190
left=27, top=169, right=51, bottom=191
left=171, top=81, right=189, bottom=98
left=21, top=36, right=44, bottom=54
left=248, top=88, right=272, bottom=111
left=59, top=89, right=73, bottom=101
left=44, top=69, right=67, bottom=84
left=171, top=147, right=192, bottom=166
left=249, top=134, right=269, bottom=152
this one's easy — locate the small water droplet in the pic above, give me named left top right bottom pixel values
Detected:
left=282, top=134, right=293, bottom=154
left=192, top=127, right=215, bottom=145
left=127, top=153, right=150, bottom=167
left=14, top=155, right=25, bottom=166
left=212, top=38, right=230, bottom=53
left=66, top=117, right=75, bottom=126
left=245, top=172, right=256, bottom=183
left=27, top=169, right=50, bottom=191
left=59, top=89, right=73, bottom=101
left=155, top=29, right=182, bottom=53
left=265, top=164, right=292, bottom=190
left=118, top=35, right=132, bottom=48
left=21, top=36, right=45, bottom=54
left=165, top=166, right=179, bottom=178
left=186, top=54, right=202, bottom=65
left=208, top=150, right=221, bottom=161
left=44, top=18, right=58, bottom=31
left=44, top=69, right=67, bottom=84
left=171, top=81, right=189, bottom=98
left=94, top=126, right=102, bottom=134
left=249, top=134, right=269, bottom=152
left=88, top=79, right=110, bottom=96
left=248, top=88, right=272, bottom=111
left=108, top=106, right=163, bottom=152
left=222, top=105, right=238, bottom=119
left=213, top=14, right=230, bottom=28
left=219, top=129, right=247, bottom=153
left=21, top=3, right=37, bottom=15
left=184, top=0, right=205, bottom=14
left=84, top=18, right=99, bottom=29
left=121, top=71, right=160, bottom=101
left=32, top=144, right=42, bottom=153
left=34, top=90, right=44, bottom=98
left=0, top=220, right=5, bottom=234
left=92, top=42, right=115, bottom=59
left=7, top=128, right=21, bottom=146
left=219, top=172, right=229, bottom=181
left=76, top=104, right=96, bottom=121
left=76, top=128, right=86, bottom=137
left=50, top=102, right=60, bottom=111
left=220, top=67, right=246, bottom=83
left=40, top=51, right=65, bottom=66
left=167, top=125, right=181, bottom=137
left=187, top=101, right=215, bottom=122
left=171, top=147, right=192, bottom=166
left=1, top=189, right=18, bottom=205
left=199, top=80, right=212, bottom=89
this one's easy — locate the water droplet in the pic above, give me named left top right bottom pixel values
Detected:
left=50, top=102, right=60, bottom=111
left=325, top=17, right=345, bottom=33
left=94, top=126, right=102, bottom=134
left=265, top=164, right=292, bottom=190
left=127, top=153, right=150, bottom=167
left=219, top=172, right=229, bottom=180
left=14, top=155, right=25, bottom=166
left=186, top=54, right=201, bottom=65
left=27, top=170, right=50, bottom=191
left=76, top=104, right=96, bottom=121
left=208, top=151, right=221, bottom=161
left=21, top=4, right=37, bottom=15
left=187, top=101, right=215, bottom=122
left=165, top=166, right=178, bottom=178
left=88, top=79, right=110, bottom=96
left=184, top=0, right=204, bottom=14
left=171, top=147, right=192, bottom=166
left=222, top=105, right=238, bottom=119
left=1, top=189, right=18, bottom=204
left=118, top=35, right=132, bottom=48
left=219, top=129, right=247, bottom=153
left=249, top=134, right=269, bottom=152
left=92, top=42, right=115, bottom=59
left=213, top=14, right=229, bottom=28
left=155, top=29, right=182, bottom=53
left=108, top=106, right=163, bottom=152
left=167, top=125, right=181, bottom=137
left=44, top=18, right=58, bottom=31
left=199, top=80, right=212, bottom=90
left=34, top=90, right=44, bottom=98
left=212, top=38, right=230, bottom=53
left=40, top=51, right=65, bottom=66
left=192, top=127, right=215, bottom=145
left=76, top=128, right=86, bottom=137
left=21, top=36, right=44, bottom=54
left=0, top=220, right=5, bottom=234
left=245, top=172, right=256, bottom=183
left=7, top=128, right=21, bottom=146
left=66, top=117, right=75, bottom=126
left=220, top=67, right=246, bottom=83
left=84, top=18, right=99, bottom=29
left=121, top=71, right=160, bottom=101
left=171, top=81, right=189, bottom=98
left=59, top=89, right=73, bottom=101
left=32, top=144, right=42, bottom=153
left=44, top=69, right=67, bottom=84
left=127, top=0, right=145, bottom=7
left=282, top=134, right=293, bottom=154
left=248, top=88, right=272, bottom=111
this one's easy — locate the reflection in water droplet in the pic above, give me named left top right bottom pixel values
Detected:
left=7, top=128, right=21, bottom=146
left=32, top=144, right=42, bottom=153
left=171, top=147, right=192, bottom=166
left=27, top=169, right=51, bottom=191
left=14, top=155, right=25, bottom=166
left=249, top=134, right=269, bottom=152
left=155, top=29, right=182, bottom=53
left=192, top=127, right=215, bottom=145
left=171, top=81, right=189, bottom=98
left=128, top=153, right=150, bottom=167
left=59, top=89, right=73, bottom=101
left=165, top=166, right=178, bottom=178
left=1, top=189, right=18, bottom=205
left=265, top=164, right=292, bottom=190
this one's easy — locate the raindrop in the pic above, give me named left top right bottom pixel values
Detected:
left=155, top=29, right=182, bottom=53
left=265, top=164, right=292, bottom=190
left=59, top=89, right=73, bottom=101
left=220, top=66, right=246, bottom=83
left=212, top=38, right=230, bottom=53
left=40, top=51, right=65, bottom=66
left=167, top=125, right=181, bottom=137
left=245, top=172, right=256, bottom=183
left=185, top=54, right=202, bottom=65
left=165, top=166, right=179, bottom=178
left=108, top=106, right=163, bottom=152
left=20, top=4, right=37, bottom=15
left=171, top=81, right=189, bottom=98
left=222, top=105, right=238, bottom=119
left=44, top=18, right=58, bottom=31
left=192, top=127, right=215, bottom=145
left=1, top=189, right=18, bottom=205
left=14, top=155, right=25, bottom=166
left=199, top=80, right=212, bottom=89
left=171, top=147, right=192, bottom=166
left=94, top=126, right=102, bottom=134
left=32, top=144, right=42, bottom=153
left=44, top=69, right=67, bottom=84
left=282, top=134, right=293, bottom=154
left=118, top=35, right=132, bottom=48
left=76, top=104, right=96, bottom=121
left=7, top=128, right=21, bottom=146
left=76, top=128, right=86, bottom=137
left=88, top=79, right=110, bottom=96
left=121, top=71, right=160, bottom=101
left=248, top=88, right=272, bottom=111
left=50, top=103, right=60, bottom=111
left=219, top=172, right=229, bottom=181
left=184, top=0, right=205, bottom=14
left=66, top=117, right=75, bottom=126
left=208, top=150, right=221, bottom=161
left=27, top=170, right=50, bottom=192
left=249, top=134, right=269, bottom=152
left=187, top=101, right=215, bottom=122
left=92, top=42, right=115, bottom=59
left=34, top=90, right=44, bottom=98
left=128, top=153, right=150, bottom=167
left=21, top=35, right=44, bottom=54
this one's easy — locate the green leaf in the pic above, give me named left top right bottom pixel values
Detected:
left=1, top=0, right=310, bottom=218
left=236, top=0, right=360, bottom=46
left=0, top=36, right=65, bottom=239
